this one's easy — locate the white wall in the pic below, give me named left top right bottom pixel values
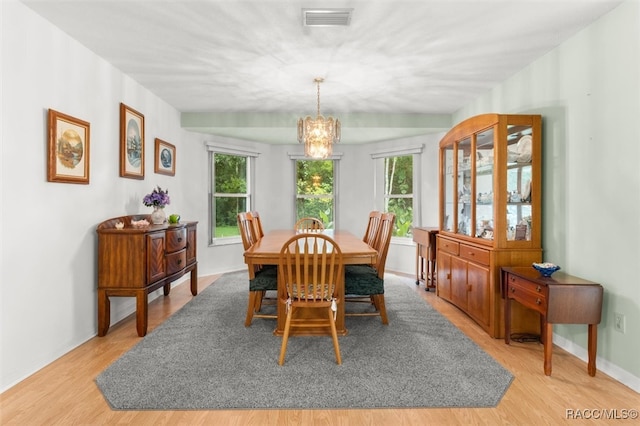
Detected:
left=455, top=1, right=640, bottom=390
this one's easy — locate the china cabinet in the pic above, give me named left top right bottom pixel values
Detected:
left=96, top=215, right=198, bottom=337
left=437, top=113, right=542, bottom=338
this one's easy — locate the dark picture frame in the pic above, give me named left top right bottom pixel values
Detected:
left=119, top=103, right=145, bottom=179
left=154, top=138, right=176, bottom=176
left=47, top=109, right=90, bottom=184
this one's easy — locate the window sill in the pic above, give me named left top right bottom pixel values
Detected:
left=209, top=236, right=242, bottom=247
left=390, top=236, right=415, bottom=246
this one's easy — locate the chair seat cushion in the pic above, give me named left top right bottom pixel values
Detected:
left=344, top=265, right=383, bottom=295
left=250, top=265, right=278, bottom=291
left=290, top=283, right=332, bottom=301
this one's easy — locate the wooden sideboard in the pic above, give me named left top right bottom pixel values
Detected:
left=502, top=267, right=603, bottom=376
left=412, top=227, right=438, bottom=291
left=96, top=215, right=198, bottom=337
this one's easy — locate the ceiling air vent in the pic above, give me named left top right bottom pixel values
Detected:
left=302, top=8, right=353, bottom=27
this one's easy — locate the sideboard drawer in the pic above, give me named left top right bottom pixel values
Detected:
left=438, top=238, right=459, bottom=255
left=166, top=228, right=187, bottom=252
left=166, top=249, right=187, bottom=275
left=460, top=244, right=490, bottom=265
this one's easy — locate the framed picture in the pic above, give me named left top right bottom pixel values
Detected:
left=154, top=138, right=176, bottom=176
left=119, top=103, right=145, bottom=179
left=47, top=109, right=90, bottom=184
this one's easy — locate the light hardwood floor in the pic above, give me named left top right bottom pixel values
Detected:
left=1, top=273, right=638, bottom=425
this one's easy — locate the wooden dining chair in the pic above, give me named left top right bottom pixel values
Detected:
left=344, top=212, right=396, bottom=324
left=278, top=233, right=344, bottom=365
left=237, top=212, right=277, bottom=326
left=251, top=211, right=265, bottom=240
left=294, top=217, right=324, bottom=232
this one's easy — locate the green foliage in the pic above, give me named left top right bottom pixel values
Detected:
left=385, top=155, right=413, bottom=195
left=387, top=197, right=413, bottom=237
left=215, top=154, right=247, bottom=193
left=385, top=156, right=414, bottom=237
left=214, top=154, right=248, bottom=232
left=296, top=160, right=334, bottom=228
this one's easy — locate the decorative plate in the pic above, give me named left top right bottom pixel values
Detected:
left=516, top=135, right=532, bottom=162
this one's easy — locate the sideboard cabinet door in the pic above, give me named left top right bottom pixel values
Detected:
left=147, top=232, right=167, bottom=283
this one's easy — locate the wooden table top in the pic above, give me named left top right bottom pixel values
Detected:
left=502, top=266, right=601, bottom=287
left=244, top=229, right=377, bottom=265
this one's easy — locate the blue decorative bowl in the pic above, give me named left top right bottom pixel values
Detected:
left=532, top=262, right=560, bottom=277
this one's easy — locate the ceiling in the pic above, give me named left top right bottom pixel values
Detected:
left=22, top=0, right=622, bottom=144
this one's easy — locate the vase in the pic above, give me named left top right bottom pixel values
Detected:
left=150, top=206, right=166, bottom=224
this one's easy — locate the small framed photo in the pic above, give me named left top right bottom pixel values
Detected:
left=47, top=109, right=90, bottom=184
left=515, top=224, right=527, bottom=240
left=154, top=138, right=176, bottom=176
left=119, top=103, right=145, bottom=179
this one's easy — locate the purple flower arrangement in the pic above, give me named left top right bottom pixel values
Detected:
left=143, top=186, right=170, bottom=208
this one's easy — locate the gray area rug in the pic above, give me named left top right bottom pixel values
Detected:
left=96, top=271, right=513, bottom=410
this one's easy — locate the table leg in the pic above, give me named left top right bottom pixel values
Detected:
left=415, top=245, right=421, bottom=285
left=588, top=323, right=597, bottom=376
left=543, top=321, right=553, bottom=376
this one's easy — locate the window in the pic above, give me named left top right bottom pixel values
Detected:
left=372, top=146, right=422, bottom=239
left=209, top=151, right=253, bottom=243
left=295, top=159, right=335, bottom=229
left=384, top=155, right=414, bottom=237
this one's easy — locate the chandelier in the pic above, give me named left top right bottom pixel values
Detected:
left=297, top=78, right=340, bottom=159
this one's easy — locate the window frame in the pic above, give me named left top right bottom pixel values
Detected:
left=372, top=146, right=423, bottom=242
left=294, top=159, right=337, bottom=229
left=206, top=143, right=258, bottom=246
left=289, top=152, right=342, bottom=230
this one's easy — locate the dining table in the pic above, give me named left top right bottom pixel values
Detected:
left=243, top=229, right=377, bottom=336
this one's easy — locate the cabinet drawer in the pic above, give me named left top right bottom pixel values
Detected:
left=166, top=249, right=187, bottom=275
left=166, top=228, right=187, bottom=252
left=505, top=274, right=548, bottom=314
left=438, top=238, right=459, bottom=255
left=460, top=244, right=490, bottom=265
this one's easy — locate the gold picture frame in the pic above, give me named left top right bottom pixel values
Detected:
left=154, top=138, right=176, bottom=176
left=47, top=109, right=90, bottom=184
left=119, top=103, right=145, bottom=179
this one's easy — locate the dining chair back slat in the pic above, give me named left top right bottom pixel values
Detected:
left=278, top=233, right=343, bottom=365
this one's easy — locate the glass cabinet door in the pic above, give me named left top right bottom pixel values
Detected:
left=475, top=128, right=494, bottom=240
left=505, top=124, right=533, bottom=241
left=457, top=137, right=472, bottom=236
left=442, top=144, right=454, bottom=232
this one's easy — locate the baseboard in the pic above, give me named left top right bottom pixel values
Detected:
left=553, top=334, right=640, bottom=394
